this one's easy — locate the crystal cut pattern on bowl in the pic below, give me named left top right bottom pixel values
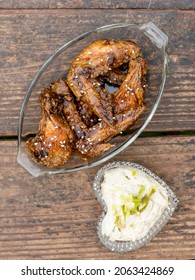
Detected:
left=93, top=161, right=179, bottom=253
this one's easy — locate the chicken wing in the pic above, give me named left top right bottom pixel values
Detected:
left=27, top=80, right=74, bottom=168
left=67, top=39, right=140, bottom=125
left=75, top=56, right=146, bottom=157
left=27, top=39, right=147, bottom=166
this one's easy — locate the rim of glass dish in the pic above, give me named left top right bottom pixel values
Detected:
left=17, top=22, right=168, bottom=176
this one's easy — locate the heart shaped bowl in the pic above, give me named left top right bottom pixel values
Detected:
left=17, top=22, right=168, bottom=176
left=93, top=161, right=179, bottom=253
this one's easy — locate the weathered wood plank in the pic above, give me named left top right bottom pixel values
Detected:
left=0, top=135, right=194, bottom=259
left=0, top=9, right=194, bottom=135
left=0, top=0, right=194, bottom=9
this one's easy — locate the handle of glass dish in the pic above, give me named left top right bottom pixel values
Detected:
left=140, top=22, right=168, bottom=49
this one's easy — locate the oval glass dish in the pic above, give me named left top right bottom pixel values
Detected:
left=17, top=22, right=168, bottom=176
left=93, top=161, right=179, bottom=253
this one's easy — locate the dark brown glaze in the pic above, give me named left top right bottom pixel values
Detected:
left=67, top=39, right=140, bottom=125
left=75, top=56, right=146, bottom=155
left=114, top=57, right=146, bottom=114
left=27, top=39, right=146, bottom=167
left=98, top=68, right=127, bottom=86
left=26, top=80, right=74, bottom=168
left=90, top=78, right=114, bottom=125
left=76, top=106, right=145, bottom=157
left=76, top=100, right=98, bottom=128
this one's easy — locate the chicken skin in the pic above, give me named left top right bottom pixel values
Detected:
left=27, top=39, right=147, bottom=167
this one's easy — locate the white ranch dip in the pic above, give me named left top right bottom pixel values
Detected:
left=101, top=166, right=168, bottom=241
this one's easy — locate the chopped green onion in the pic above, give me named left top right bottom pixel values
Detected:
left=138, top=185, right=146, bottom=196
left=112, top=204, right=116, bottom=211
left=120, top=195, right=132, bottom=203
left=139, top=188, right=155, bottom=212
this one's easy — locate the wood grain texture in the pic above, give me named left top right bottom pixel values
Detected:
left=0, top=0, right=195, bottom=9
left=0, top=135, right=194, bottom=259
left=0, top=9, right=195, bottom=136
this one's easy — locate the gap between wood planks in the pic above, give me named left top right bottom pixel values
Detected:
left=0, top=130, right=195, bottom=141
left=0, top=8, right=194, bottom=14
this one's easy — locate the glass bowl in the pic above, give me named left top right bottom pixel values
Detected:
left=93, top=161, right=179, bottom=253
left=17, top=22, right=168, bottom=176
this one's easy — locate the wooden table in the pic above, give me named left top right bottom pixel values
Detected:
left=0, top=1, right=194, bottom=260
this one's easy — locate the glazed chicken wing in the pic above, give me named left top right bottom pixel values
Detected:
left=67, top=39, right=141, bottom=125
left=27, top=80, right=74, bottom=168
left=27, top=39, right=147, bottom=167
left=75, top=56, right=146, bottom=156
